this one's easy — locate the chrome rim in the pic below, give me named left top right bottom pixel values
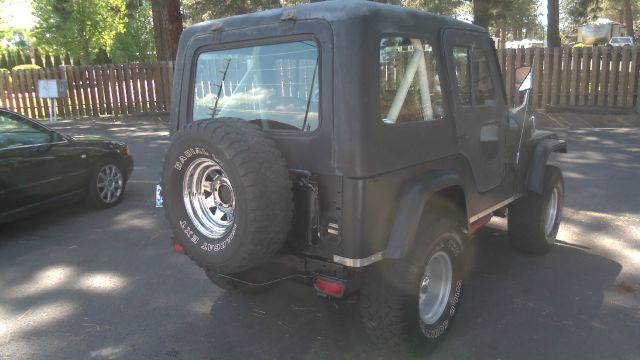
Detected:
left=182, top=158, right=235, bottom=239
left=544, top=187, right=559, bottom=236
left=96, top=164, right=123, bottom=204
left=418, top=251, right=453, bottom=325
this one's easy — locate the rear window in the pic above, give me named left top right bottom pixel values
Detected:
left=192, top=40, right=319, bottom=132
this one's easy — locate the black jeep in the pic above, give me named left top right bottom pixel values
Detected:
left=161, top=0, right=567, bottom=348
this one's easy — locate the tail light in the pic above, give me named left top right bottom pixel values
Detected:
left=313, top=275, right=346, bottom=298
left=172, top=239, right=184, bottom=254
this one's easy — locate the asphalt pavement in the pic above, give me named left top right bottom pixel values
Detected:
left=0, top=119, right=638, bottom=360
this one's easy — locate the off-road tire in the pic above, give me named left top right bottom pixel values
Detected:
left=162, top=118, right=293, bottom=274
left=88, top=158, right=126, bottom=208
left=508, top=165, right=564, bottom=254
left=360, top=212, right=467, bottom=351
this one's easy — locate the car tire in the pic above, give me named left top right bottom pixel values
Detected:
left=88, top=158, right=127, bottom=208
left=162, top=118, right=293, bottom=274
left=360, top=208, right=467, bottom=351
left=508, top=165, right=564, bottom=255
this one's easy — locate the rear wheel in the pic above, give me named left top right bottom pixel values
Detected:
left=508, top=165, right=564, bottom=254
left=360, top=213, right=466, bottom=350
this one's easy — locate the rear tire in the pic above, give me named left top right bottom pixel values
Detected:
left=508, top=165, right=564, bottom=254
left=360, top=212, right=466, bottom=351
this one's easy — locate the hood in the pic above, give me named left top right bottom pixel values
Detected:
left=71, top=135, right=111, bottom=141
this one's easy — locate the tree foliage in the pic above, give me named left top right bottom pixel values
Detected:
left=32, top=0, right=128, bottom=64
left=0, top=26, right=32, bottom=51
left=111, top=1, right=156, bottom=63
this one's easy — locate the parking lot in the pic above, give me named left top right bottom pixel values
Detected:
left=1, top=118, right=638, bottom=360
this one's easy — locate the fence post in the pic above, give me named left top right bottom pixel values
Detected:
left=628, top=48, right=638, bottom=110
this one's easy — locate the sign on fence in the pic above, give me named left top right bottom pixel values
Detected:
left=37, top=79, right=68, bottom=122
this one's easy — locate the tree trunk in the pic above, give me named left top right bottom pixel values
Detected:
left=473, top=0, right=492, bottom=29
left=547, top=0, right=561, bottom=47
left=151, top=0, right=183, bottom=61
left=624, top=0, right=633, bottom=37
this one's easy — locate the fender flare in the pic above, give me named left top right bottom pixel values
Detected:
left=526, top=138, right=567, bottom=194
left=384, top=171, right=464, bottom=259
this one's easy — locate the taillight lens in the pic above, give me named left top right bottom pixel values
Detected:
left=173, top=239, right=184, bottom=254
left=313, top=276, right=346, bottom=298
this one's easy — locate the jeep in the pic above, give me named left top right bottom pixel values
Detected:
left=161, top=0, right=567, bottom=348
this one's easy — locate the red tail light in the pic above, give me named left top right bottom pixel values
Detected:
left=173, top=239, right=184, bottom=254
left=313, top=276, right=346, bottom=298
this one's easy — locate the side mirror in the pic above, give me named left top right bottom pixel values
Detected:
left=515, top=66, right=532, bottom=92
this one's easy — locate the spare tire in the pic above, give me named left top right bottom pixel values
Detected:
left=162, top=118, right=293, bottom=274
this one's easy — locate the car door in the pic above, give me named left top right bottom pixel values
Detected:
left=0, top=112, right=59, bottom=214
left=45, top=138, right=92, bottom=195
left=444, top=29, right=507, bottom=192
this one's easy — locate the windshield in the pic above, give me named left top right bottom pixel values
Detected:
left=192, top=40, right=319, bottom=132
left=611, top=37, right=632, bottom=44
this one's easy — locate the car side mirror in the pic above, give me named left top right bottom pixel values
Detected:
left=515, top=66, right=532, bottom=92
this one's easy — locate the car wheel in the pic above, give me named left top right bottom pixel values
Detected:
left=360, top=210, right=466, bottom=351
left=88, top=159, right=126, bottom=208
left=508, top=165, right=564, bottom=254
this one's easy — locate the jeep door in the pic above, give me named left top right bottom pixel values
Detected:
left=443, top=29, right=507, bottom=192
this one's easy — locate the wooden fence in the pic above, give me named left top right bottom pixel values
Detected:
left=0, top=47, right=639, bottom=120
left=497, top=46, right=639, bottom=110
left=0, top=61, right=174, bottom=119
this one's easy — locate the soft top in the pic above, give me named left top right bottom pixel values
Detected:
left=184, top=0, right=485, bottom=35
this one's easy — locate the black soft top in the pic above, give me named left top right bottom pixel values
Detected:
left=183, top=0, right=484, bottom=37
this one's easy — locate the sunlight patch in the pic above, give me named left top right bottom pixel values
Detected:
left=90, top=346, right=126, bottom=359
left=6, top=265, right=75, bottom=298
left=77, top=272, right=128, bottom=293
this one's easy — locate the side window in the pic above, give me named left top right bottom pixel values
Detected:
left=379, top=37, right=444, bottom=124
left=472, top=47, right=497, bottom=106
left=452, top=46, right=471, bottom=106
left=0, top=114, right=52, bottom=150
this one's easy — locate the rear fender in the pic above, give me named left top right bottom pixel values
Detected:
left=384, top=171, right=464, bottom=259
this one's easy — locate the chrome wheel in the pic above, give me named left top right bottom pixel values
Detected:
left=96, top=164, right=124, bottom=204
left=183, top=158, right=235, bottom=239
left=544, top=187, right=559, bottom=236
left=418, top=251, right=453, bottom=325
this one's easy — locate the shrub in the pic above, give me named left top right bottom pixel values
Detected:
left=12, top=64, right=43, bottom=71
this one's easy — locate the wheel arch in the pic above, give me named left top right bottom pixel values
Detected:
left=384, top=171, right=467, bottom=259
left=526, top=138, right=567, bottom=194
left=94, top=153, right=127, bottom=180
